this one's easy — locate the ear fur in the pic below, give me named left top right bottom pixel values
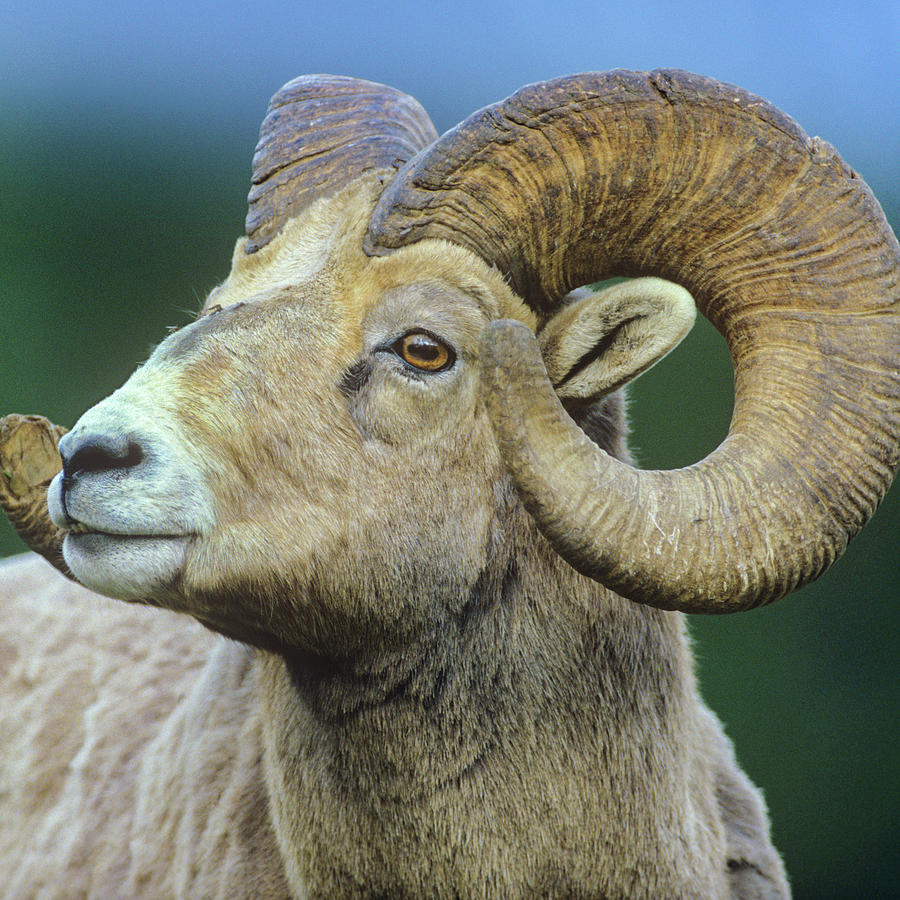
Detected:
left=538, top=277, right=696, bottom=400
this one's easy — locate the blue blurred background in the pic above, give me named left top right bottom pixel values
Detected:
left=1, top=2, right=897, bottom=896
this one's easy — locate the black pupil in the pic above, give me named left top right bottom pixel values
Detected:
left=407, top=336, right=440, bottom=362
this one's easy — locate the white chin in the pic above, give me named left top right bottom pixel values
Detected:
left=63, top=533, right=188, bottom=601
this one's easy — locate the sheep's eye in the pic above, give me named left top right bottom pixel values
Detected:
left=392, top=332, right=455, bottom=373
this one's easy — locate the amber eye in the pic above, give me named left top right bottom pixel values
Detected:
left=392, top=332, right=455, bottom=373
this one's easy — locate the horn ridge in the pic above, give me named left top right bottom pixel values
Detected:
left=246, top=74, right=438, bottom=252
left=368, top=68, right=900, bottom=612
left=367, top=69, right=886, bottom=313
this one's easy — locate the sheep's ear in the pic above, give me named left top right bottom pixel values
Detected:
left=538, top=277, right=695, bottom=400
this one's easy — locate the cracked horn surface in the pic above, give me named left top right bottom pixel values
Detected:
left=366, top=68, right=900, bottom=612
left=1, top=415, right=71, bottom=577
left=245, top=74, right=439, bottom=253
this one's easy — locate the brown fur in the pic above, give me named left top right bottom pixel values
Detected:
left=1, top=179, right=789, bottom=897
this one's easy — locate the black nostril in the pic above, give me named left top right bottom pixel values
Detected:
left=61, top=433, right=145, bottom=481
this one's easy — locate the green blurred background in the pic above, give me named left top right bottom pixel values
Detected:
left=1, top=1, right=897, bottom=896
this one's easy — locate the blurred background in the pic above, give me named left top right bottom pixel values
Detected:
left=1, top=1, right=897, bottom=895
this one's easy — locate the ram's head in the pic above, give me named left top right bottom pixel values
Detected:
left=3, top=71, right=898, bottom=657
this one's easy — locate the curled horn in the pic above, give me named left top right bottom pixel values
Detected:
left=1, top=415, right=71, bottom=578
left=366, top=69, right=900, bottom=613
left=246, top=74, right=439, bottom=252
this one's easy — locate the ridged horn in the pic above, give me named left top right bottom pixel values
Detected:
left=1, top=414, right=72, bottom=579
left=366, top=69, right=900, bottom=612
left=245, top=74, right=438, bottom=252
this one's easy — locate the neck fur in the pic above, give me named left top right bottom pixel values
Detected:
left=251, top=533, right=699, bottom=896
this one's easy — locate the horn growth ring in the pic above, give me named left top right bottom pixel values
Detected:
left=246, top=75, right=438, bottom=252
left=369, top=69, right=900, bottom=612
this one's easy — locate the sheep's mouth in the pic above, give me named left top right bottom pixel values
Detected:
left=65, top=521, right=101, bottom=536
left=61, top=528, right=193, bottom=601
left=63, top=520, right=191, bottom=540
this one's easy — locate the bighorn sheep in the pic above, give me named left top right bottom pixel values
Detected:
left=2, top=69, right=898, bottom=899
